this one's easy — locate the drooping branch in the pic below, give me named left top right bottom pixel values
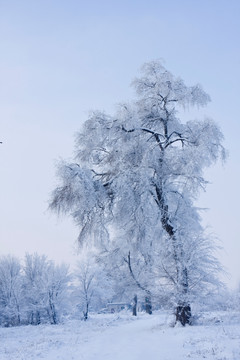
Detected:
left=124, top=251, right=151, bottom=296
left=161, top=262, right=177, bottom=285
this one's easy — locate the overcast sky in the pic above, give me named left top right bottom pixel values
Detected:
left=1, top=0, right=240, bottom=288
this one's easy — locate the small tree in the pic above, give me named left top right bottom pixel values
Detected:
left=23, top=253, right=70, bottom=324
left=73, top=250, right=112, bottom=319
left=23, top=253, right=49, bottom=324
left=0, top=256, right=23, bottom=326
left=50, top=60, right=225, bottom=325
left=45, top=262, right=70, bottom=324
left=74, top=259, right=95, bottom=320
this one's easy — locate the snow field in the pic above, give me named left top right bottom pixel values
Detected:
left=1, top=311, right=240, bottom=360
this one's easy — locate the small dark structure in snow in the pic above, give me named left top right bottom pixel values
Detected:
left=106, top=303, right=131, bottom=313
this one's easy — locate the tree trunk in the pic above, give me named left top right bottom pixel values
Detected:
left=132, top=294, right=137, bottom=316
left=49, top=293, right=57, bottom=324
left=145, top=295, right=152, bottom=314
left=36, top=311, right=41, bottom=325
left=176, top=303, right=191, bottom=326
left=155, top=183, right=192, bottom=325
left=16, top=304, right=20, bottom=325
left=83, top=302, right=89, bottom=321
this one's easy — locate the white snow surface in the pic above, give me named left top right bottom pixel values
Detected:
left=1, top=311, right=240, bottom=360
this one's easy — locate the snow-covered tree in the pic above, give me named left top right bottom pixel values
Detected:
left=0, top=256, right=23, bottom=326
left=74, top=258, right=96, bottom=320
left=73, top=249, right=113, bottom=319
left=45, top=262, right=70, bottom=324
left=23, top=253, right=49, bottom=324
left=23, top=253, right=70, bottom=324
left=50, top=60, right=225, bottom=325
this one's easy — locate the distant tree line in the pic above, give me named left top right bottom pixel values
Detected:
left=0, top=251, right=156, bottom=327
left=0, top=252, right=239, bottom=328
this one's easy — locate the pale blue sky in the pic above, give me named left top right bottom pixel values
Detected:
left=1, top=0, right=240, bottom=288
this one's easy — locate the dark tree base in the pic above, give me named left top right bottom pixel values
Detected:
left=176, top=304, right=191, bottom=326
left=83, top=311, right=88, bottom=321
left=132, top=295, right=137, bottom=316
left=145, top=296, right=152, bottom=315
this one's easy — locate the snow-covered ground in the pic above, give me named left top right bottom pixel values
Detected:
left=1, top=311, right=240, bottom=360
